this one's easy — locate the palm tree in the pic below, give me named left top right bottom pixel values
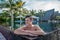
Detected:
left=8, top=0, right=25, bottom=30
left=0, top=0, right=27, bottom=30
left=15, top=0, right=25, bottom=27
left=30, top=10, right=37, bottom=16
left=35, top=10, right=45, bottom=18
left=0, top=0, right=14, bottom=30
left=0, top=10, right=10, bottom=27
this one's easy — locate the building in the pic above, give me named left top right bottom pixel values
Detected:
left=41, top=9, right=60, bottom=21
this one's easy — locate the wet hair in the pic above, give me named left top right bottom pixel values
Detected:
left=25, top=15, right=33, bottom=20
left=25, top=15, right=31, bottom=18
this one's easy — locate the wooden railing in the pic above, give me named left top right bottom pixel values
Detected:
left=0, top=26, right=60, bottom=40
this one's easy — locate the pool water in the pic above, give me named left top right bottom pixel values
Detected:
left=39, top=22, right=57, bottom=32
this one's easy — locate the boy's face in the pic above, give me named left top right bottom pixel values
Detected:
left=25, top=17, right=33, bottom=24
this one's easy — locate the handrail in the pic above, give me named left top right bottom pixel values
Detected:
left=0, top=26, right=59, bottom=40
left=38, top=28, right=59, bottom=40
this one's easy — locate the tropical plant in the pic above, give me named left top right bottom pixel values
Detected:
left=0, top=10, right=10, bottom=27
left=35, top=10, right=45, bottom=18
left=30, top=10, right=37, bottom=16
left=0, top=0, right=26, bottom=30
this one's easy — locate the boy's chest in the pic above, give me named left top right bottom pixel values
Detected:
left=23, top=27, right=37, bottom=31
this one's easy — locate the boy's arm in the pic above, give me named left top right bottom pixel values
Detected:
left=14, top=27, right=29, bottom=35
left=14, top=27, right=37, bottom=36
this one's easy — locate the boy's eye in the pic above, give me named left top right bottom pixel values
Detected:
left=25, top=20, right=29, bottom=21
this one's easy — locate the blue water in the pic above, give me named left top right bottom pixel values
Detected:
left=39, top=22, right=56, bottom=32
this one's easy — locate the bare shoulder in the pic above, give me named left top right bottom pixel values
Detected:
left=18, top=25, right=26, bottom=29
left=33, top=25, right=41, bottom=30
left=14, top=25, right=26, bottom=33
left=15, top=25, right=26, bottom=30
left=33, top=25, right=40, bottom=28
left=33, top=25, right=45, bottom=32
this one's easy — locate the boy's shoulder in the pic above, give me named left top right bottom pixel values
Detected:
left=33, top=25, right=40, bottom=27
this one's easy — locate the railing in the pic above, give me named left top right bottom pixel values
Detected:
left=0, top=26, right=60, bottom=40
left=13, top=28, right=60, bottom=40
left=38, top=28, right=60, bottom=40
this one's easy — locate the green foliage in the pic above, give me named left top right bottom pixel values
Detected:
left=0, top=10, right=11, bottom=27
left=30, top=10, right=36, bottom=16
left=55, top=16, right=60, bottom=19
left=35, top=10, right=45, bottom=18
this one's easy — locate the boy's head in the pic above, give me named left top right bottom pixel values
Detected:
left=25, top=15, right=33, bottom=24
